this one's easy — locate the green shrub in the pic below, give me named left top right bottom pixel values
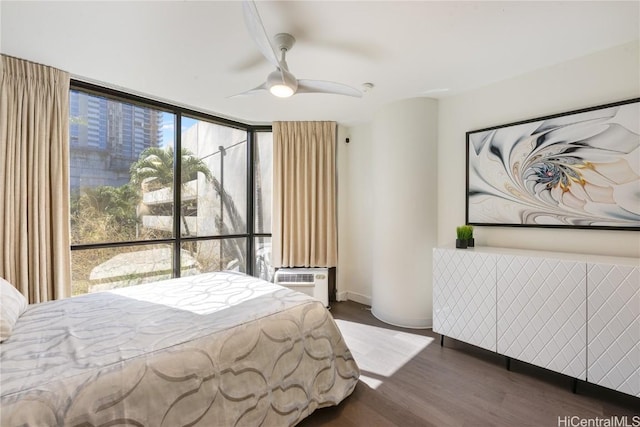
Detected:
left=457, top=225, right=473, bottom=240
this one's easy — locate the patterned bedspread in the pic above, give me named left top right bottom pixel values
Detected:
left=0, top=272, right=359, bottom=426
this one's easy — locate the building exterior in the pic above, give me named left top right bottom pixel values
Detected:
left=69, top=90, right=163, bottom=191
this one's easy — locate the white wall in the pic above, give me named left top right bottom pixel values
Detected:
left=338, top=41, right=640, bottom=322
left=337, top=123, right=374, bottom=305
left=438, top=40, right=640, bottom=257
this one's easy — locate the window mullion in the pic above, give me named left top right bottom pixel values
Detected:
left=247, top=129, right=255, bottom=276
left=173, top=114, right=182, bottom=278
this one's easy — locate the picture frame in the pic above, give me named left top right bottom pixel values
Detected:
left=466, top=98, right=640, bottom=230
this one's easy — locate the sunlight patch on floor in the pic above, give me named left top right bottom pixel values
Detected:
left=334, top=319, right=434, bottom=389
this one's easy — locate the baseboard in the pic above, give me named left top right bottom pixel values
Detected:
left=345, top=291, right=371, bottom=306
left=371, top=306, right=433, bottom=329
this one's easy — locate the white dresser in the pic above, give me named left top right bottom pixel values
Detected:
left=432, top=249, right=497, bottom=352
left=433, top=246, right=640, bottom=397
left=587, top=262, right=640, bottom=397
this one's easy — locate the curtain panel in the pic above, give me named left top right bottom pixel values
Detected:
left=272, top=121, right=338, bottom=268
left=0, top=55, right=71, bottom=303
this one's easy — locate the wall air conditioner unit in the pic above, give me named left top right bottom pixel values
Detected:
left=274, top=268, right=329, bottom=308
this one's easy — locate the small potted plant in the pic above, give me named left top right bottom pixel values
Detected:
left=466, top=225, right=474, bottom=247
left=456, top=226, right=468, bottom=249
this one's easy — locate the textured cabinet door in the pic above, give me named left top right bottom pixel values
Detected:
left=497, top=255, right=586, bottom=380
left=433, top=248, right=497, bottom=352
left=587, top=263, right=640, bottom=397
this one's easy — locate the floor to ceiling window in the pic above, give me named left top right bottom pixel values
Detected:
left=69, top=81, right=272, bottom=295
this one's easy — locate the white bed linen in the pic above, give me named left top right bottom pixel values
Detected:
left=0, top=272, right=359, bottom=426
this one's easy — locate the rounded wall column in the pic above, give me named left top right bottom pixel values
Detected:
left=370, top=97, right=438, bottom=328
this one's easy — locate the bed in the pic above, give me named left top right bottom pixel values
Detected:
left=0, top=272, right=359, bottom=426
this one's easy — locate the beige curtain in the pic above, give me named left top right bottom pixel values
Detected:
left=0, top=55, right=71, bottom=303
left=272, top=121, right=338, bottom=268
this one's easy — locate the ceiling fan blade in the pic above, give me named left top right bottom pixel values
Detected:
left=297, top=80, right=363, bottom=98
left=228, top=82, right=268, bottom=98
left=242, top=0, right=280, bottom=69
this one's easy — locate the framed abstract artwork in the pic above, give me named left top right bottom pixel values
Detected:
left=466, top=98, right=640, bottom=230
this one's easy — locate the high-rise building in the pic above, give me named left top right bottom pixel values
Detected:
left=69, top=90, right=163, bottom=190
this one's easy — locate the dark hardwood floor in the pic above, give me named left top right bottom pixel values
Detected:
left=300, top=301, right=640, bottom=427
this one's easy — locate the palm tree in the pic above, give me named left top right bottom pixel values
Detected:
left=130, top=146, right=211, bottom=237
left=130, top=146, right=246, bottom=268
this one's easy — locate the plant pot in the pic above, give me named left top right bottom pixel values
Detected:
left=456, top=239, right=467, bottom=249
left=467, top=238, right=474, bottom=248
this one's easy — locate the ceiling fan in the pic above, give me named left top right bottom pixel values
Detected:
left=232, top=0, right=362, bottom=99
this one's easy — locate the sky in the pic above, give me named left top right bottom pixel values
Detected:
left=160, top=112, right=199, bottom=148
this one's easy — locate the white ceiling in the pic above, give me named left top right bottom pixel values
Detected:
left=1, top=1, right=638, bottom=126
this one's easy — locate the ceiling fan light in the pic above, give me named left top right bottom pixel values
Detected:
left=270, top=84, right=294, bottom=98
left=266, top=69, right=298, bottom=98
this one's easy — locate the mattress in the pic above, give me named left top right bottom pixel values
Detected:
left=0, top=271, right=359, bottom=426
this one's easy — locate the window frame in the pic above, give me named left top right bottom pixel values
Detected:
left=69, top=79, right=272, bottom=283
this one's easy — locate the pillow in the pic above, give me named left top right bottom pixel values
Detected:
left=0, top=277, right=28, bottom=342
